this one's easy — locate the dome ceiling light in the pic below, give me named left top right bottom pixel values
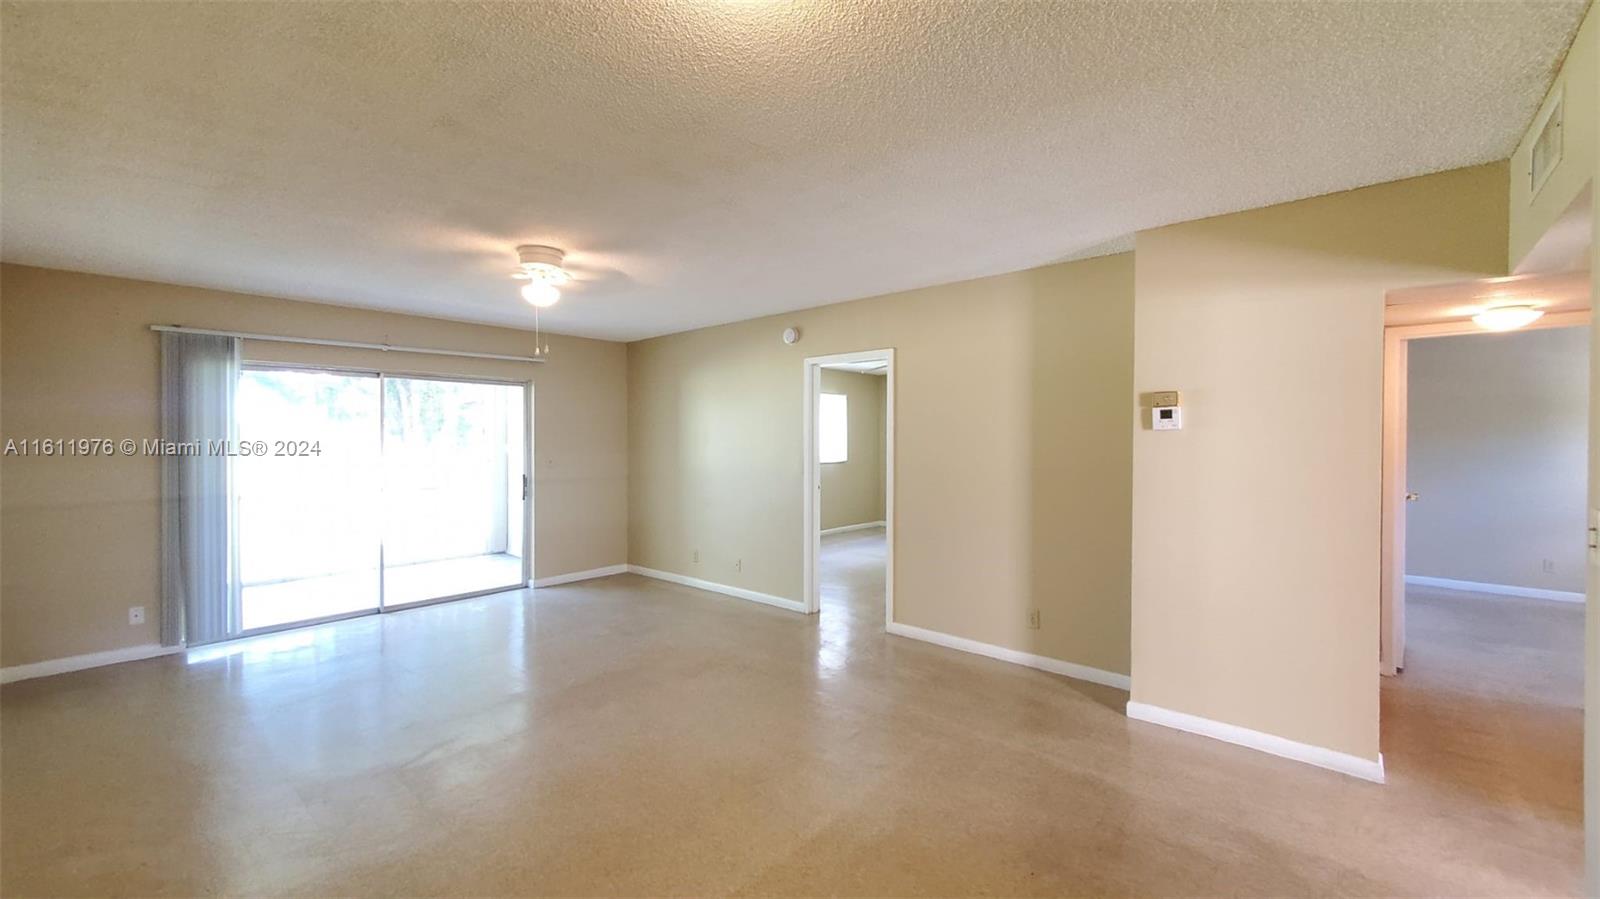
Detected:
left=520, top=281, right=561, bottom=307
left=1471, top=303, right=1544, bottom=331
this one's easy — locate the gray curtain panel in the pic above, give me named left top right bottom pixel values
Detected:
left=159, top=332, right=240, bottom=647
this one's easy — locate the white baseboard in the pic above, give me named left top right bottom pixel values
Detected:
left=529, top=564, right=629, bottom=588
left=885, top=621, right=1131, bottom=691
left=821, top=520, right=887, bottom=536
left=1, top=643, right=183, bottom=685
left=1126, top=701, right=1385, bottom=784
left=626, top=565, right=807, bottom=614
left=1405, top=575, right=1584, bottom=604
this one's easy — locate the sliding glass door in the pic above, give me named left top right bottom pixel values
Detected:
left=381, top=376, right=527, bottom=608
left=233, top=367, right=528, bottom=634
left=236, top=369, right=383, bottom=631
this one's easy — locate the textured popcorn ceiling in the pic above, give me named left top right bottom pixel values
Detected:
left=0, top=2, right=1587, bottom=341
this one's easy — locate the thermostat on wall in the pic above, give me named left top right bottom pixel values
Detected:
left=1153, top=406, right=1182, bottom=430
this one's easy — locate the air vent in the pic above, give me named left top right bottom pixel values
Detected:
left=1529, top=89, right=1563, bottom=199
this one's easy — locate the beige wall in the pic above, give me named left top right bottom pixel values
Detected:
left=628, top=253, right=1135, bottom=676
left=1589, top=129, right=1599, bottom=899
left=0, top=264, right=628, bottom=667
left=1506, top=6, right=1598, bottom=876
left=819, top=368, right=886, bottom=530
left=1407, top=327, right=1589, bottom=594
left=1130, top=163, right=1509, bottom=762
left=1510, top=1, right=1598, bottom=270
left=1587, top=23, right=1600, bottom=890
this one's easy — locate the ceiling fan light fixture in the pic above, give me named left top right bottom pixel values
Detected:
left=514, top=244, right=571, bottom=285
left=521, top=281, right=560, bottom=307
left=1472, top=303, right=1543, bottom=331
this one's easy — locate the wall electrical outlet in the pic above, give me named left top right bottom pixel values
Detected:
left=128, top=606, right=146, bottom=626
left=693, top=550, right=699, bottom=564
left=1027, top=609, right=1041, bottom=630
left=735, top=559, right=742, bottom=572
left=1543, top=558, right=1556, bottom=573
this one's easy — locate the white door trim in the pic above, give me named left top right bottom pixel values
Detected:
left=803, top=349, right=895, bottom=625
left=1380, top=310, right=1589, bottom=675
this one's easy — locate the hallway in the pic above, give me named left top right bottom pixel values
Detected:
left=1381, top=584, right=1583, bottom=888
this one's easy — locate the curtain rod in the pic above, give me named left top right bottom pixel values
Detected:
left=149, top=325, right=545, bottom=364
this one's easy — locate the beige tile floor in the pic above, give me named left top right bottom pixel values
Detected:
left=0, top=534, right=1583, bottom=896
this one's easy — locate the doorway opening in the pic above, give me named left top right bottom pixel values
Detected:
left=235, top=366, right=530, bottom=635
left=803, top=350, right=893, bottom=631
left=1379, top=273, right=1589, bottom=887
left=1381, top=291, right=1589, bottom=674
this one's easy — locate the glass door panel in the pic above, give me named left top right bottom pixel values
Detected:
left=381, top=377, right=526, bottom=607
left=236, top=368, right=382, bottom=631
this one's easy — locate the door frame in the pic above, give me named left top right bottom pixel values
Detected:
left=1380, top=310, right=1589, bottom=675
left=802, top=349, right=895, bottom=624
